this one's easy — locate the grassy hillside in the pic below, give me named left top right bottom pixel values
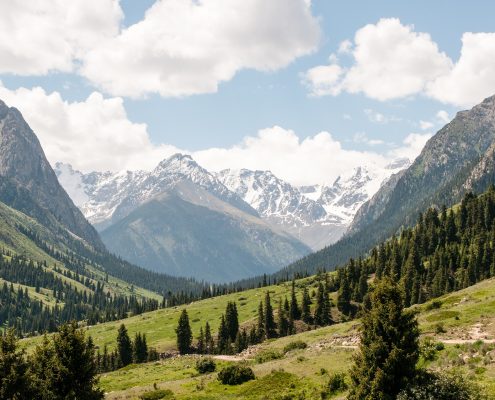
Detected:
left=20, top=275, right=495, bottom=399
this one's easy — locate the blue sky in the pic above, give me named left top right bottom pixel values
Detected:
left=0, top=1, right=494, bottom=185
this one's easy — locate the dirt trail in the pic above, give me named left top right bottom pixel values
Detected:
left=440, top=323, right=495, bottom=344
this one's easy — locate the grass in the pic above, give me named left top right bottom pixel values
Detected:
left=98, top=277, right=495, bottom=399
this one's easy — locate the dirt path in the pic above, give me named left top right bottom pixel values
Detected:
left=439, top=323, right=495, bottom=344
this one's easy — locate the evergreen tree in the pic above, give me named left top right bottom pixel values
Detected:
left=289, top=280, right=301, bottom=320
left=277, top=299, right=289, bottom=337
left=117, top=324, right=133, bottom=367
left=0, top=329, right=29, bottom=399
left=263, top=291, right=277, bottom=339
left=30, top=322, right=104, bottom=400
left=175, top=309, right=192, bottom=355
left=204, top=322, right=214, bottom=354
left=337, top=272, right=352, bottom=316
left=217, top=315, right=229, bottom=354
left=256, top=301, right=265, bottom=341
left=225, top=302, right=239, bottom=342
left=197, top=327, right=205, bottom=354
left=132, top=332, right=148, bottom=363
left=301, top=286, right=312, bottom=324
left=348, top=279, right=419, bottom=400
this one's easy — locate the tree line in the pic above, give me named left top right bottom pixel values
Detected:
left=176, top=278, right=335, bottom=355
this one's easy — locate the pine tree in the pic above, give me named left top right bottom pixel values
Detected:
left=204, top=322, right=214, bottom=354
left=257, top=301, right=265, bottom=341
left=301, top=286, right=312, bottom=324
left=337, top=272, right=352, bottom=316
left=225, top=302, right=239, bottom=342
left=348, top=279, right=419, bottom=400
left=133, top=332, right=148, bottom=363
left=30, top=322, right=104, bottom=399
left=277, top=300, right=289, bottom=337
left=263, top=291, right=277, bottom=339
left=117, top=324, right=133, bottom=367
left=289, top=280, right=301, bottom=321
left=0, top=329, right=29, bottom=399
left=175, top=309, right=192, bottom=355
left=197, top=327, right=205, bottom=354
left=217, top=315, right=230, bottom=354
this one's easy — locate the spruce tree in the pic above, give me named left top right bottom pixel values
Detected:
left=263, top=291, right=277, bottom=339
left=197, top=327, right=205, bottom=354
left=204, top=322, right=214, bottom=354
left=337, top=272, right=352, bottom=316
left=133, top=332, right=148, bottom=363
left=117, top=324, right=133, bottom=367
left=277, top=300, right=289, bottom=337
left=225, top=302, right=239, bottom=342
left=257, top=301, right=265, bottom=341
left=30, top=322, right=104, bottom=399
left=289, top=280, right=301, bottom=321
left=301, top=286, right=312, bottom=324
left=175, top=309, right=192, bottom=355
left=348, top=279, right=419, bottom=400
left=217, top=315, right=229, bottom=354
left=0, top=329, right=29, bottom=399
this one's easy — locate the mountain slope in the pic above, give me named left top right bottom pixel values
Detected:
left=216, top=162, right=408, bottom=250
left=101, top=180, right=310, bottom=282
left=276, top=94, right=495, bottom=278
left=0, top=100, right=104, bottom=250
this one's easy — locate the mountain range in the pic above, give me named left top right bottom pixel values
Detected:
left=278, top=94, right=495, bottom=279
left=54, top=152, right=408, bottom=281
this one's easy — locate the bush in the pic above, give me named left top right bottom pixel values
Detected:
left=255, top=349, right=283, bottom=364
left=425, top=300, right=443, bottom=311
left=326, top=372, right=348, bottom=395
left=283, top=340, right=307, bottom=353
left=397, top=371, right=487, bottom=400
left=196, top=358, right=216, bottom=374
left=217, top=364, right=255, bottom=385
left=435, top=323, right=446, bottom=334
left=420, top=337, right=443, bottom=361
left=139, top=389, right=174, bottom=400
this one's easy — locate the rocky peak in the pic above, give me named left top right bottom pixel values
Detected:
left=0, top=99, right=103, bottom=249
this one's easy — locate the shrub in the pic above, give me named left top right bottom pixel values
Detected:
left=283, top=340, right=307, bottom=353
left=139, top=389, right=174, bottom=400
left=425, top=300, right=442, bottom=311
left=326, top=372, right=348, bottom=395
left=255, top=349, right=283, bottom=364
left=420, top=337, right=443, bottom=361
left=217, top=364, right=255, bottom=385
left=435, top=323, right=446, bottom=334
left=397, top=371, right=486, bottom=400
left=196, top=358, right=216, bottom=374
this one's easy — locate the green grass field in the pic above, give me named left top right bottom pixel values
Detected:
left=92, top=277, right=495, bottom=399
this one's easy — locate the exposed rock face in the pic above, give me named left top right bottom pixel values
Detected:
left=0, top=100, right=103, bottom=249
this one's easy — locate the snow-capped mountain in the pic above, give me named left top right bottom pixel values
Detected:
left=56, top=153, right=255, bottom=230
left=216, top=159, right=410, bottom=250
left=55, top=154, right=410, bottom=251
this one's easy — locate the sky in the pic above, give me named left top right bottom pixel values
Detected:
left=0, top=0, right=494, bottom=186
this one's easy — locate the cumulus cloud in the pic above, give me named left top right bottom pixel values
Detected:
left=194, top=126, right=426, bottom=185
left=0, top=83, right=179, bottom=172
left=0, top=85, right=428, bottom=186
left=0, top=0, right=122, bottom=75
left=304, top=18, right=495, bottom=107
left=427, top=33, right=495, bottom=107
left=81, top=0, right=320, bottom=98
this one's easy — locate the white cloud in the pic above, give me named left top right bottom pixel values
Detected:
left=0, top=1, right=122, bottom=75
left=0, top=83, right=179, bottom=172
left=389, top=133, right=432, bottom=161
left=0, top=85, right=428, bottom=186
left=419, top=120, right=434, bottom=130
left=338, top=39, right=352, bottom=54
left=436, top=110, right=450, bottom=124
left=427, top=33, right=495, bottom=107
left=305, top=18, right=452, bottom=101
left=81, top=0, right=321, bottom=98
left=304, top=19, right=495, bottom=107
left=302, top=64, right=343, bottom=96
